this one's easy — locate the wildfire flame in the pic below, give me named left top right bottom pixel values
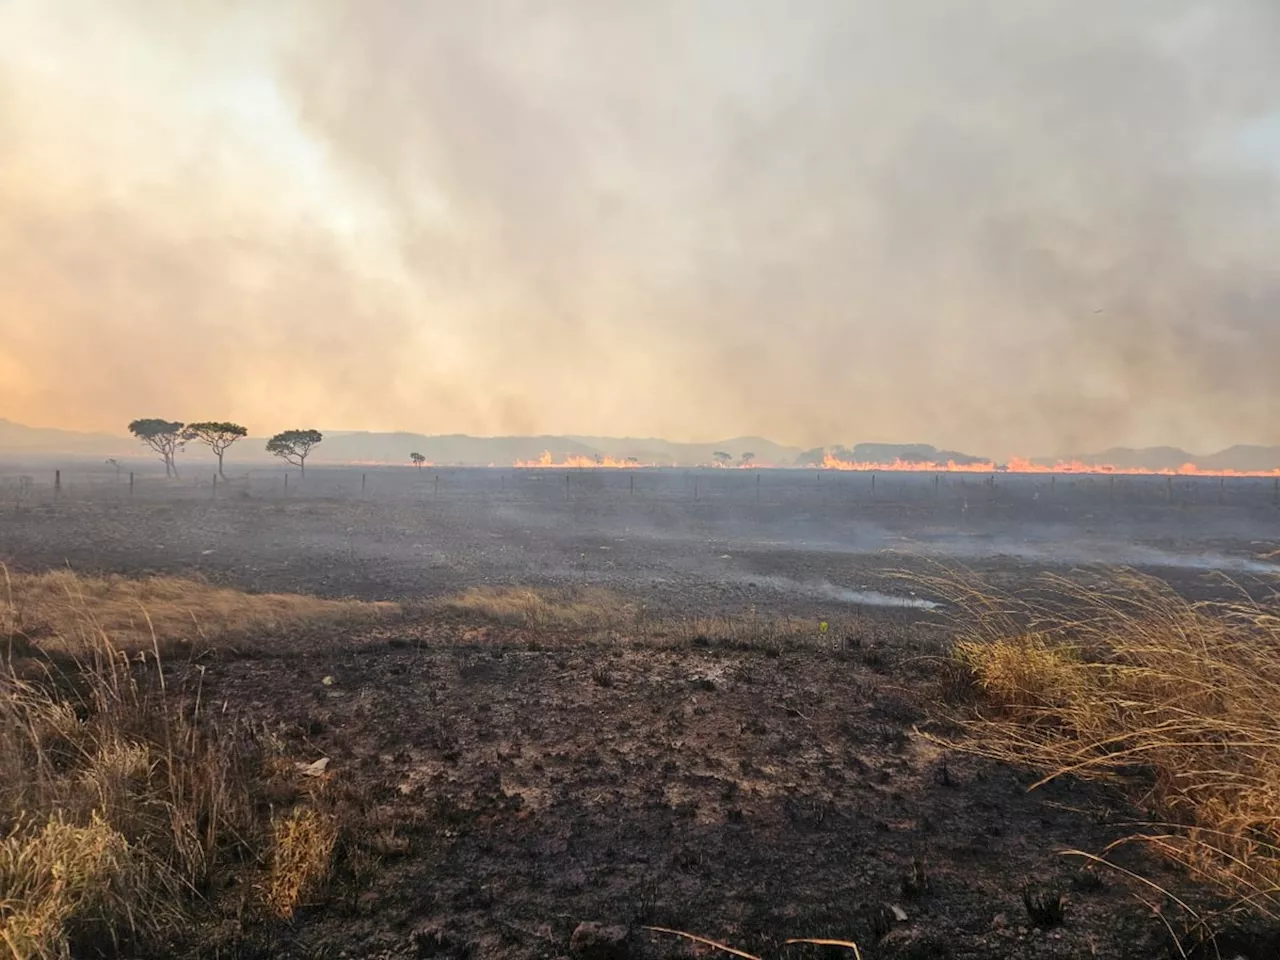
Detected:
left=819, top=452, right=1280, bottom=478
left=514, top=451, right=652, bottom=468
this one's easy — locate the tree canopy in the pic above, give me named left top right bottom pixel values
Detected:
left=410, top=452, right=426, bottom=468
left=127, top=419, right=185, bottom=477
left=184, top=422, right=248, bottom=477
left=266, top=429, right=323, bottom=475
left=184, top=422, right=247, bottom=450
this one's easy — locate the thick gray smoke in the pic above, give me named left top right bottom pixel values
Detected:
left=2, top=1, right=1279, bottom=455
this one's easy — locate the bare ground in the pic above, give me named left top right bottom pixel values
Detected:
left=161, top=608, right=1241, bottom=960
left=4, top=468, right=1280, bottom=957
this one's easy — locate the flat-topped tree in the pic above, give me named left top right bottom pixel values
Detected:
left=127, top=419, right=186, bottom=477
left=266, top=429, right=323, bottom=476
left=184, top=422, right=247, bottom=478
left=410, top=452, right=426, bottom=469
left=713, top=451, right=732, bottom=465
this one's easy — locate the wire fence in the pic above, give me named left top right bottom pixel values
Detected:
left=3, top=464, right=1279, bottom=515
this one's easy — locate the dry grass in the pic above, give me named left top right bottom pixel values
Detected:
left=661, top=610, right=833, bottom=653
left=1, top=567, right=398, bottom=657
left=0, top=568, right=390, bottom=958
left=933, top=568, right=1280, bottom=921
left=440, top=585, right=636, bottom=631
left=441, top=585, right=839, bottom=653
left=264, top=807, right=338, bottom=920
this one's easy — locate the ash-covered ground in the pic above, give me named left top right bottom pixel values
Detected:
left=3, top=463, right=1278, bottom=607
left=4, top=463, right=1280, bottom=959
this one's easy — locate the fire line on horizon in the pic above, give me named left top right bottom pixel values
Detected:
left=506, top=450, right=1280, bottom=477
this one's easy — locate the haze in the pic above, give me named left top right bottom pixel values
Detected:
left=2, top=1, right=1278, bottom=457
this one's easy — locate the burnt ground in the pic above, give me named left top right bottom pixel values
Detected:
left=5, top=464, right=1280, bottom=958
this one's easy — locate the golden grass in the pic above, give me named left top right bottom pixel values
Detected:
left=440, top=585, right=838, bottom=652
left=440, top=585, right=636, bottom=631
left=0, top=568, right=391, bottom=958
left=933, top=568, right=1280, bottom=920
left=265, top=807, right=338, bottom=920
left=2, top=567, right=398, bottom=655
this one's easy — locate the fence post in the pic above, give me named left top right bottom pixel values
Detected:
left=284, top=473, right=289, bottom=495
left=54, top=470, right=61, bottom=496
left=871, top=473, right=876, bottom=497
left=129, top=472, right=135, bottom=497
left=361, top=473, right=367, bottom=496
left=434, top=474, right=439, bottom=498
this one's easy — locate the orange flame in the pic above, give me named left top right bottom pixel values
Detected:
left=819, top=452, right=1280, bottom=477
left=513, top=451, right=652, bottom=468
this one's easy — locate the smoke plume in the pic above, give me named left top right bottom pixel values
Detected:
left=2, top=0, right=1278, bottom=455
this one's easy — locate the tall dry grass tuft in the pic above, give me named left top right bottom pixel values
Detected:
left=0, top=567, right=386, bottom=958
left=929, top=568, right=1280, bottom=920
left=265, top=808, right=338, bottom=920
left=0, top=632, right=255, bottom=957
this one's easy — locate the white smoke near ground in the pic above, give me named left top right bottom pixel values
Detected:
left=733, top=574, right=941, bottom=610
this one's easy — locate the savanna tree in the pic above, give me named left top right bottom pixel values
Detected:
left=184, top=421, right=247, bottom=478
left=410, top=452, right=426, bottom=469
left=128, top=419, right=186, bottom=477
left=713, top=451, right=732, bottom=465
left=266, top=429, right=323, bottom=476
left=741, top=452, right=756, bottom=465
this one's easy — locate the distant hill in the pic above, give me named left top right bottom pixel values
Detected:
left=564, top=435, right=800, bottom=467
left=1068, top=446, right=1198, bottom=471
left=0, top=418, right=133, bottom=457
left=316, top=432, right=603, bottom=465
left=1198, top=445, right=1280, bottom=472
left=796, top=443, right=990, bottom=466
left=1066, top=446, right=1280, bottom=472
left=2, top=418, right=1277, bottom=471
left=316, top=432, right=801, bottom=466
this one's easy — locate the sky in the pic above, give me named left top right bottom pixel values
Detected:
left=1, top=0, right=1278, bottom=457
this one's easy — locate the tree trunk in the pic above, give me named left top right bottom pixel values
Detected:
left=217, top=450, right=225, bottom=479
